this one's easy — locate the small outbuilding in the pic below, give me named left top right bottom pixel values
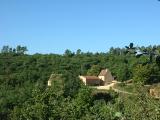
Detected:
left=79, top=76, right=104, bottom=86
left=79, top=69, right=114, bottom=86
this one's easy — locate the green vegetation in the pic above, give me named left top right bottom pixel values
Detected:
left=114, top=83, right=137, bottom=93
left=0, top=43, right=160, bottom=119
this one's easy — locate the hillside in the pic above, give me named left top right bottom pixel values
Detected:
left=0, top=44, right=160, bottom=119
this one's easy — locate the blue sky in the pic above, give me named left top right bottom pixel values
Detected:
left=0, top=0, right=160, bottom=54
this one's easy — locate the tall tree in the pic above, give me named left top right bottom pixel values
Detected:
left=1, top=46, right=9, bottom=53
left=136, top=46, right=160, bottom=65
left=125, top=43, right=137, bottom=55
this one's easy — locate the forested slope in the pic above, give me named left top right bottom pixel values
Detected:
left=0, top=44, right=160, bottom=119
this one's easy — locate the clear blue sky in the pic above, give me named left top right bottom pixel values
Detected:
left=0, top=0, right=160, bottom=54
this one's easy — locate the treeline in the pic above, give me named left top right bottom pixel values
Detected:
left=0, top=43, right=160, bottom=119
left=1, top=45, right=27, bottom=54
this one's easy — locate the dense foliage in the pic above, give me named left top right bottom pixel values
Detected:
left=0, top=44, right=160, bottom=119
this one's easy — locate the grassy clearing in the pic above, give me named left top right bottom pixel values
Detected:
left=113, top=83, right=148, bottom=94
left=114, top=83, right=135, bottom=92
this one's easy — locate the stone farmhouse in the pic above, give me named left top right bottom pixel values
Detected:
left=79, top=69, right=114, bottom=86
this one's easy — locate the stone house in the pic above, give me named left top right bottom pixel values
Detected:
left=79, top=76, right=103, bottom=86
left=79, top=69, right=114, bottom=86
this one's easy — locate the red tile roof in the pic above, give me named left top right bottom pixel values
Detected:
left=84, top=76, right=100, bottom=80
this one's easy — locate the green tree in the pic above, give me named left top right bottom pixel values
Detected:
left=64, top=49, right=74, bottom=57
left=87, top=65, right=101, bottom=76
left=16, top=45, right=28, bottom=54
left=1, top=45, right=9, bottom=53
left=76, top=49, right=82, bottom=55
left=125, top=43, right=137, bottom=55
left=133, top=64, right=152, bottom=85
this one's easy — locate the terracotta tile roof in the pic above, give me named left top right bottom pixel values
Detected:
left=84, top=76, right=100, bottom=80
left=99, top=69, right=108, bottom=76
